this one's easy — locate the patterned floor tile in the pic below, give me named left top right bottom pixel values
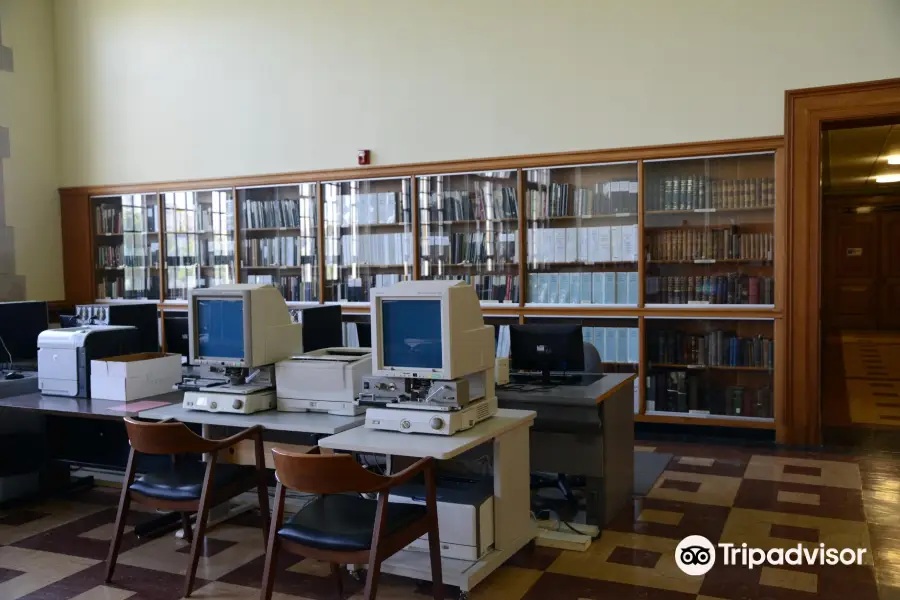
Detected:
left=67, top=585, right=137, bottom=600
left=469, top=566, right=542, bottom=599
left=0, top=500, right=110, bottom=545
left=732, top=478, right=866, bottom=520
left=521, top=571, right=695, bottom=600
left=0, top=546, right=98, bottom=600
left=220, top=553, right=362, bottom=600
left=744, top=455, right=863, bottom=489
left=191, top=580, right=311, bottom=599
left=28, top=562, right=199, bottom=600
left=648, top=471, right=742, bottom=507
left=546, top=530, right=703, bottom=594
left=666, top=457, right=748, bottom=479
left=606, top=497, right=731, bottom=542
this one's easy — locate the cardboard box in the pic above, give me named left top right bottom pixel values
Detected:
left=90, top=352, right=182, bottom=401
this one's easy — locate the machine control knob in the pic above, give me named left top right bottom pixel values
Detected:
left=430, top=416, right=444, bottom=431
left=400, top=419, right=411, bottom=430
left=233, top=399, right=243, bottom=410
left=210, top=401, right=218, bottom=410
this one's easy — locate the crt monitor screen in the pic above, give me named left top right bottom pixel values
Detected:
left=381, top=299, right=442, bottom=369
left=197, top=299, right=244, bottom=360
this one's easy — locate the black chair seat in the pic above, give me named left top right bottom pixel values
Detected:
left=130, top=462, right=255, bottom=502
left=278, top=494, right=427, bottom=552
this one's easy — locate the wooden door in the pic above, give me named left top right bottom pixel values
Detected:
left=823, top=206, right=881, bottom=330
left=881, top=212, right=900, bottom=329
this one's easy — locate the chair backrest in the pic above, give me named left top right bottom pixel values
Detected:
left=271, top=447, right=391, bottom=494
left=583, top=342, right=604, bottom=374
left=123, top=418, right=219, bottom=455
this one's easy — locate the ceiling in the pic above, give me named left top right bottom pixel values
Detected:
left=824, top=123, right=900, bottom=194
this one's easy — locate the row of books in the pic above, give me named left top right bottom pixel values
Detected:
left=529, top=225, right=639, bottom=264
left=245, top=274, right=318, bottom=302
left=648, top=229, right=774, bottom=262
left=647, top=176, right=775, bottom=211
left=645, top=275, right=775, bottom=305
left=96, top=275, right=160, bottom=300
left=646, top=372, right=773, bottom=418
left=421, top=232, right=519, bottom=265
left=336, top=192, right=411, bottom=227
left=95, top=204, right=159, bottom=235
left=429, top=275, right=519, bottom=303
left=420, top=187, right=518, bottom=222
left=166, top=273, right=233, bottom=300
left=583, top=327, right=639, bottom=364
left=328, top=274, right=408, bottom=303
left=97, top=244, right=160, bottom=268
left=527, top=272, right=638, bottom=305
left=651, top=330, right=775, bottom=368
left=240, top=236, right=316, bottom=267
left=242, top=197, right=317, bottom=230
left=167, top=238, right=233, bottom=267
left=527, top=180, right=638, bottom=218
left=191, top=206, right=233, bottom=234
left=337, top=233, right=413, bottom=267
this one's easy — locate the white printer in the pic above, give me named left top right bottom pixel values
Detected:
left=275, top=348, right=372, bottom=416
left=37, top=326, right=140, bottom=397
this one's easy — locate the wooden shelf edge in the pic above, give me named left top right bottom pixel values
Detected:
left=636, top=413, right=775, bottom=429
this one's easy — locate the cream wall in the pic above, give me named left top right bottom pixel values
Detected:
left=0, top=0, right=63, bottom=300
left=54, top=0, right=900, bottom=188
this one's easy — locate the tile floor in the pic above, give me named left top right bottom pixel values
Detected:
left=0, top=441, right=898, bottom=599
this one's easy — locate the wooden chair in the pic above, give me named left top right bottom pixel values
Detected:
left=106, top=417, right=270, bottom=598
left=261, top=447, right=442, bottom=600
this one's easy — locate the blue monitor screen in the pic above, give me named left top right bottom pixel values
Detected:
left=381, top=299, right=442, bottom=370
left=197, top=299, right=244, bottom=360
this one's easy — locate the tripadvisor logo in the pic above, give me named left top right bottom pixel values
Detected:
left=675, top=535, right=868, bottom=576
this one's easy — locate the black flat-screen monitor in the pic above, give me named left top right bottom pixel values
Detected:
left=509, top=323, right=584, bottom=384
left=0, top=301, right=49, bottom=365
left=164, top=311, right=190, bottom=358
left=355, top=322, right=372, bottom=348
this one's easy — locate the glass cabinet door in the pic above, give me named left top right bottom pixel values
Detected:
left=163, top=189, right=235, bottom=300
left=524, top=162, right=639, bottom=306
left=323, top=177, right=412, bottom=303
left=418, top=171, right=519, bottom=304
left=238, top=184, right=319, bottom=303
left=643, top=152, right=776, bottom=307
left=644, top=317, right=775, bottom=420
left=92, top=193, right=161, bottom=300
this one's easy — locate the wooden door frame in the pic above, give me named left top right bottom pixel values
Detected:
left=783, top=78, right=900, bottom=446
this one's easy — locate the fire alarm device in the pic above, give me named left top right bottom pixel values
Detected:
left=357, top=150, right=370, bottom=166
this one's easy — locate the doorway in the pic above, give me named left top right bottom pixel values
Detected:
left=783, top=78, right=900, bottom=446
left=819, top=123, right=900, bottom=438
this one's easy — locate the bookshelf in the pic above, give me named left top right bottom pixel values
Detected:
left=238, top=184, right=319, bottom=303
left=323, top=177, right=412, bottom=304
left=643, top=152, right=776, bottom=308
left=163, top=189, right=235, bottom=300
left=524, top=162, right=640, bottom=308
left=417, top=171, right=520, bottom=304
left=72, top=137, right=784, bottom=431
left=643, top=317, right=774, bottom=423
left=91, top=193, right=161, bottom=300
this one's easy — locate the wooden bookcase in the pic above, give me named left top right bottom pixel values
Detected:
left=60, top=136, right=784, bottom=430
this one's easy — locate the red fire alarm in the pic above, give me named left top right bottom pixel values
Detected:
left=357, top=149, right=370, bottom=166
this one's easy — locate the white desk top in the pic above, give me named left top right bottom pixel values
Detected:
left=318, top=409, right=536, bottom=460
left=137, top=404, right=364, bottom=435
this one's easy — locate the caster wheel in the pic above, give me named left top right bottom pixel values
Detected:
left=458, top=592, right=470, bottom=600
left=350, top=568, right=366, bottom=582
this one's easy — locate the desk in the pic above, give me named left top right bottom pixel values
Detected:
left=496, top=373, right=636, bottom=526
left=319, top=408, right=536, bottom=596
left=136, top=403, right=364, bottom=435
left=0, top=390, right=181, bottom=420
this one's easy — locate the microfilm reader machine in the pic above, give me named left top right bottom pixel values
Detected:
left=182, top=284, right=303, bottom=415
left=357, top=280, right=498, bottom=436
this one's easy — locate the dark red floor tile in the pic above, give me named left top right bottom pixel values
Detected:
left=606, top=497, right=731, bottom=542
left=521, top=571, right=695, bottom=600
left=732, top=478, right=865, bottom=521
left=219, top=553, right=363, bottom=600
left=20, top=562, right=198, bottom=600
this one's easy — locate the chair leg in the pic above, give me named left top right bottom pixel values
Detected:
left=105, top=448, right=136, bottom=583
left=184, top=457, right=218, bottom=598
left=181, top=513, right=194, bottom=543
left=330, top=562, right=344, bottom=599
left=256, top=477, right=270, bottom=547
left=362, top=560, right=381, bottom=600
left=260, top=482, right=287, bottom=600
left=363, top=493, right=390, bottom=600
left=427, top=514, right=443, bottom=600
left=104, top=490, right=131, bottom=583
